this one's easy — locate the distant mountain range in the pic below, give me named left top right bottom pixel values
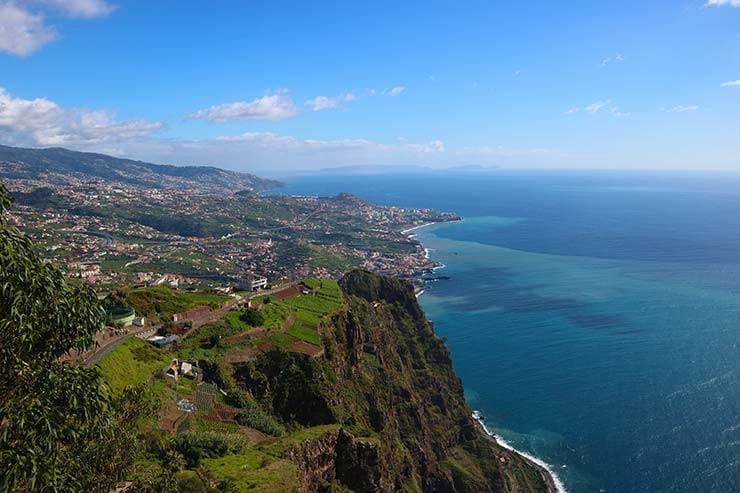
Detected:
left=0, top=145, right=280, bottom=193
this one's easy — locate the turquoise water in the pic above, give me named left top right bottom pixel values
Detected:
left=278, top=171, right=740, bottom=492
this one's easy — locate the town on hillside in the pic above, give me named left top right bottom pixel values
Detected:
left=6, top=177, right=458, bottom=290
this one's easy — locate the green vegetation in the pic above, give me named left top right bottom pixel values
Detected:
left=224, top=310, right=249, bottom=332
left=235, top=401, right=286, bottom=437
left=178, top=290, right=232, bottom=306
left=0, top=145, right=279, bottom=192
left=253, top=298, right=292, bottom=330
left=95, top=337, right=171, bottom=395
left=192, top=417, right=242, bottom=435
left=286, top=325, right=322, bottom=345
left=0, top=183, right=156, bottom=492
left=301, top=277, right=322, bottom=290
left=171, top=431, right=246, bottom=468
left=443, top=447, right=489, bottom=488
left=239, top=307, right=265, bottom=327
left=241, top=279, right=344, bottom=350
left=12, top=186, right=69, bottom=209
left=258, top=425, right=341, bottom=457
left=123, top=285, right=229, bottom=323
left=201, top=450, right=300, bottom=492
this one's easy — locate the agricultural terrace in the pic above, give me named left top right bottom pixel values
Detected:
left=253, top=278, right=344, bottom=348
left=92, top=279, right=349, bottom=489
left=124, top=285, right=231, bottom=324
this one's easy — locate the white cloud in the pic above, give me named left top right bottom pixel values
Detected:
left=188, top=91, right=298, bottom=122
left=0, top=2, right=57, bottom=56
left=600, top=53, right=625, bottom=67
left=566, top=99, right=630, bottom=117
left=585, top=100, right=612, bottom=113
left=101, top=131, right=454, bottom=175
left=369, top=86, right=406, bottom=97
left=384, top=86, right=405, bottom=96
left=706, top=0, right=740, bottom=6
left=213, top=131, right=444, bottom=154
left=304, top=92, right=355, bottom=111
left=0, top=86, right=162, bottom=146
left=405, top=139, right=445, bottom=153
left=0, top=87, right=583, bottom=173
left=0, top=87, right=453, bottom=170
left=45, top=0, right=114, bottom=18
left=721, top=80, right=740, bottom=87
left=661, top=105, right=699, bottom=113
left=0, top=0, right=114, bottom=56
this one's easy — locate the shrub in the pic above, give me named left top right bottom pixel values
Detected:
left=225, top=389, right=248, bottom=409
left=235, top=402, right=286, bottom=437
left=239, top=308, right=265, bottom=327
left=170, top=431, right=244, bottom=468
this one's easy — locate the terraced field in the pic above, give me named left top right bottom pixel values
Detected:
left=94, top=278, right=347, bottom=491
left=246, top=278, right=343, bottom=354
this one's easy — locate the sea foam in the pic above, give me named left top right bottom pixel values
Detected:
left=472, top=411, right=568, bottom=493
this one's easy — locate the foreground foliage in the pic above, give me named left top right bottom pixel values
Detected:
left=0, top=183, right=155, bottom=492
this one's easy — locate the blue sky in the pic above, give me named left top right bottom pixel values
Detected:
left=1, top=0, right=739, bottom=176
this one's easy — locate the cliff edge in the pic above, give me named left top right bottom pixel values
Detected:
left=227, top=270, right=551, bottom=492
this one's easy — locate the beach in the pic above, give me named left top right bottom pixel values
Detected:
left=400, top=222, right=437, bottom=235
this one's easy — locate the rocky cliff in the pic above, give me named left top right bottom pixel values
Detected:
left=234, top=270, right=551, bottom=492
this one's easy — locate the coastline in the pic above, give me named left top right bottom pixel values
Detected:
left=473, top=412, right=566, bottom=493
left=401, top=221, right=437, bottom=235
left=403, top=219, right=566, bottom=492
left=401, top=220, right=447, bottom=295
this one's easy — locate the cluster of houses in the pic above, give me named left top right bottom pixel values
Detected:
left=67, top=262, right=102, bottom=279
left=134, top=272, right=198, bottom=289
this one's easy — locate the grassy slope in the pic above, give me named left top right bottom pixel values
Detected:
left=125, top=285, right=230, bottom=322
left=95, top=337, right=171, bottom=394
left=201, top=450, right=300, bottom=492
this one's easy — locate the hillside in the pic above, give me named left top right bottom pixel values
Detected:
left=0, top=145, right=280, bottom=193
left=97, top=272, right=551, bottom=492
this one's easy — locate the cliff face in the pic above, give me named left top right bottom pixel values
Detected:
left=237, top=271, right=549, bottom=492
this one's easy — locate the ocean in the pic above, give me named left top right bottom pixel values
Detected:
left=276, top=170, right=740, bottom=493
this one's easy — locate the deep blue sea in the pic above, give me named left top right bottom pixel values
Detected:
left=277, top=170, right=740, bottom=493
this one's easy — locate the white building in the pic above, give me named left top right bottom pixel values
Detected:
left=237, top=273, right=267, bottom=291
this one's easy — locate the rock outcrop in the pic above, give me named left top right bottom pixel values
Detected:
left=237, top=270, right=550, bottom=492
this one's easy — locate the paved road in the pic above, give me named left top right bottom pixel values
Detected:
left=82, top=325, right=158, bottom=367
